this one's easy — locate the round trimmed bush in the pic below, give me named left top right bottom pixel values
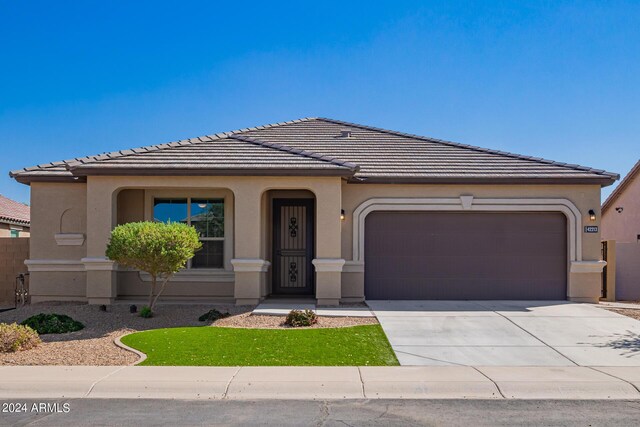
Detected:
left=0, top=323, right=41, bottom=352
left=284, top=309, right=318, bottom=327
left=20, top=313, right=84, bottom=334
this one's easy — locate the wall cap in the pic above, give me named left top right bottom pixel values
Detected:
left=25, top=259, right=85, bottom=272
left=82, top=257, right=117, bottom=271
left=343, top=261, right=364, bottom=273
left=570, top=260, right=607, bottom=274
left=312, top=258, right=346, bottom=272
left=231, top=259, right=271, bottom=272
left=139, top=270, right=234, bottom=283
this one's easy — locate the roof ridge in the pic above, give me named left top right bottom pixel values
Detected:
left=9, top=117, right=319, bottom=176
left=228, top=134, right=358, bottom=171
left=602, top=159, right=640, bottom=212
left=316, top=117, right=619, bottom=179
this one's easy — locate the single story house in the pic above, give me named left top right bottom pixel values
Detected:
left=0, top=194, right=30, bottom=238
left=601, top=160, right=640, bottom=300
left=10, top=117, right=617, bottom=305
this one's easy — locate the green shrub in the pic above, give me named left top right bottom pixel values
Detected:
left=0, top=323, right=41, bottom=352
left=106, top=221, right=202, bottom=313
left=140, top=306, right=153, bottom=318
left=198, top=309, right=230, bottom=322
left=21, top=313, right=84, bottom=334
left=284, top=309, right=318, bottom=327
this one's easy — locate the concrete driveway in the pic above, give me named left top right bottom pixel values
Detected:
left=367, top=300, right=640, bottom=367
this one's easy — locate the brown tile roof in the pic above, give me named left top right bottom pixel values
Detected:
left=602, top=159, right=640, bottom=212
left=0, top=194, right=30, bottom=225
left=10, top=117, right=618, bottom=185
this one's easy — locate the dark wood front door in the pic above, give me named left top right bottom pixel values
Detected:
left=272, top=199, right=315, bottom=295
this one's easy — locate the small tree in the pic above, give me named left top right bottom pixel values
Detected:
left=106, top=221, right=202, bottom=312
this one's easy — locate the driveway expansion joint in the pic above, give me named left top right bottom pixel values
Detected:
left=588, top=366, right=640, bottom=394
left=471, top=301, right=579, bottom=367
left=471, top=366, right=506, bottom=398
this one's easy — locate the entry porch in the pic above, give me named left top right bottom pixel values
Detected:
left=83, top=175, right=346, bottom=306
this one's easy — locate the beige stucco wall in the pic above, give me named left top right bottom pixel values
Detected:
left=602, top=173, right=640, bottom=243
left=26, top=175, right=343, bottom=304
left=27, top=182, right=87, bottom=302
left=340, top=182, right=604, bottom=302
left=25, top=175, right=605, bottom=304
left=30, top=182, right=87, bottom=260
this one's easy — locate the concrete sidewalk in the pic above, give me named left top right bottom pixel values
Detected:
left=1, top=366, right=640, bottom=400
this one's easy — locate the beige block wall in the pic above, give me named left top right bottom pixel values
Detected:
left=0, top=238, right=29, bottom=307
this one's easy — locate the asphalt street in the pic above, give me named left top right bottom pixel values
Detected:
left=2, top=399, right=640, bottom=426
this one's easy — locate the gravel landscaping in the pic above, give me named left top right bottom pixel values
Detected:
left=607, top=308, right=640, bottom=321
left=0, top=302, right=378, bottom=366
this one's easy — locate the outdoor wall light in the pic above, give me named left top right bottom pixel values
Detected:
left=588, top=209, right=596, bottom=221
left=616, top=207, right=624, bottom=213
left=340, top=209, right=346, bottom=220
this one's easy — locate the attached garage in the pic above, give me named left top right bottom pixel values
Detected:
left=364, top=211, right=567, bottom=300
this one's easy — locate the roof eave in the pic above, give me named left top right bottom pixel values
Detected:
left=0, top=217, right=30, bottom=227
left=602, top=160, right=640, bottom=212
left=11, top=175, right=84, bottom=185
left=347, top=176, right=618, bottom=186
left=67, top=167, right=356, bottom=178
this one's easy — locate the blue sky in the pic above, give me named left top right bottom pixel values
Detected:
left=1, top=1, right=638, bottom=204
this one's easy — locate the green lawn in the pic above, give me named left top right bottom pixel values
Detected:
left=120, top=325, right=399, bottom=366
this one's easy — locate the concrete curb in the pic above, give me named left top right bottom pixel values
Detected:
left=1, top=366, right=640, bottom=400
left=114, top=332, right=147, bottom=366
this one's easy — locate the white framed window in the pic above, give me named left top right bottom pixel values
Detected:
left=153, top=198, right=224, bottom=269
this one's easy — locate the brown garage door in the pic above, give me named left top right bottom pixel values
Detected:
left=364, top=212, right=567, bottom=300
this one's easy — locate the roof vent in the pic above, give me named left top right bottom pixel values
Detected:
left=339, top=129, right=352, bottom=138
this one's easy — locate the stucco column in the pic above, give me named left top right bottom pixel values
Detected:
left=568, top=261, right=607, bottom=303
left=83, top=177, right=117, bottom=304
left=232, top=185, right=268, bottom=305
left=313, top=182, right=345, bottom=306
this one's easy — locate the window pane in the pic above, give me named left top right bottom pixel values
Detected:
left=154, top=199, right=188, bottom=223
left=192, top=240, right=224, bottom=268
left=10, top=230, right=19, bottom=238
left=191, top=199, right=224, bottom=238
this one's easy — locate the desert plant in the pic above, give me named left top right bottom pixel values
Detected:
left=198, top=309, right=230, bottom=322
left=0, top=323, right=41, bottom=352
left=21, top=313, right=84, bottom=334
left=106, top=221, right=202, bottom=312
left=284, top=309, right=318, bottom=327
left=140, top=306, right=153, bottom=318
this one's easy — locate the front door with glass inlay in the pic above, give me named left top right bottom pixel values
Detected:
left=272, top=199, right=315, bottom=295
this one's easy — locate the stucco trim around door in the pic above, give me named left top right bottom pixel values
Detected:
left=351, top=196, right=583, bottom=263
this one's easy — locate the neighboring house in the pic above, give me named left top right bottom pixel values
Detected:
left=602, top=160, right=640, bottom=300
left=0, top=194, right=30, bottom=238
left=10, top=118, right=617, bottom=305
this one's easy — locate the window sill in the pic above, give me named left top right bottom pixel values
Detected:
left=139, top=269, right=234, bottom=283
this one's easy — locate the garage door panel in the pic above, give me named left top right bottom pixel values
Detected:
left=365, top=212, right=567, bottom=300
